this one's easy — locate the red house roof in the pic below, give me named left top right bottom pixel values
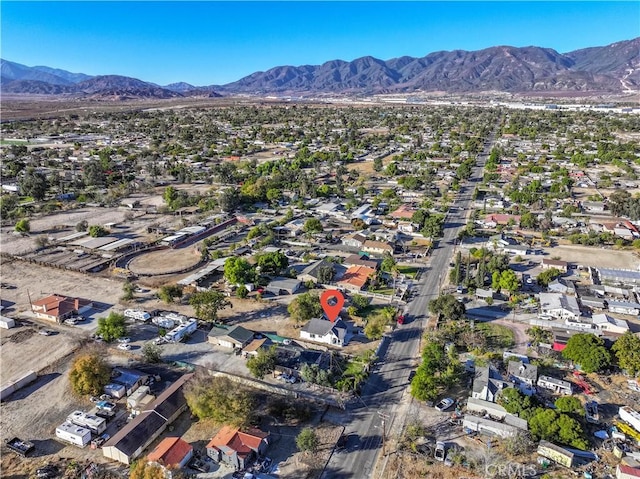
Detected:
left=207, top=426, right=268, bottom=457
left=30, top=294, right=92, bottom=319
left=619, top=465, right=640, bottom=478
left=147, top=437, right=192, bottom=468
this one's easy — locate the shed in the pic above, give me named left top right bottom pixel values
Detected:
left=265, top=278, right=302, bottom=296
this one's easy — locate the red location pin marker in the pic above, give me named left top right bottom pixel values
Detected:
left=320, top=289, right=345, bottom=322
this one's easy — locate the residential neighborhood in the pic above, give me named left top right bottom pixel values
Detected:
left=2, top=100, right=640, bottom=479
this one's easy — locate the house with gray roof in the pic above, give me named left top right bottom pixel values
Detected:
left=300, top=318, right=350, bottom=347
left=298, top=259, right=335, bottom=284
left=539, top=293, right=581, bottom=320
left=265, top=277, right=302, bottom=296
left=471, top=366, right=513, bottom=403
left=208, top=324, right=255, bottom=349
left=507, top=361, right=538, bottom=395
left=537, top=375, right=572, bottom=395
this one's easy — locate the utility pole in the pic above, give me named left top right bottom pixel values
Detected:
left=378, top=411, right=389, bottom=456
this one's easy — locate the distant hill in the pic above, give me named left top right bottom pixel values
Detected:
left=2, top=37, right=638, bottom=97
left=220, top=38, right=639, bottom=94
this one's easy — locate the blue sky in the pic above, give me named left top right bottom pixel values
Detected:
left=1, top=2, right=638, bottom=86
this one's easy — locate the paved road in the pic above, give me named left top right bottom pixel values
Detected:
left=322, top=125, right=500, bottom=479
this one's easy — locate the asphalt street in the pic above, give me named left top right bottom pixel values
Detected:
left=322, top=126, right=499, bottom=479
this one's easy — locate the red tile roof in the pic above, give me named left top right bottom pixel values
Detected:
left=206, top=426, right=268, bottom=457
left=147, top=437, right=192, bottom=468
left=31, top=294, right=92, bottom=319
left=337, top=265, right=376, bottom=290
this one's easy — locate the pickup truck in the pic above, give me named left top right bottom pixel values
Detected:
left=6, top=437, right=35, bottom=456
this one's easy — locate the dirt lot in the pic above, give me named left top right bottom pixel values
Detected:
left=545, top=244, right=639, bottom=269
left=128, top=246, right=202, bottom=275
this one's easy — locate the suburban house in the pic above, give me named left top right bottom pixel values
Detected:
left=341, top=233, right=367, bottom=248
left=300, top=317, right=350, bottom=347
left=361, top=240, right=394, bottom=256
left=462, top=414, right=527, bottom=439
left=507, top=361, right=538, bottom=395
left=30, top=294, right=93, bottom=322
left=541, top=259, right=569, bottom=273
left=471, top=366, right=513, bottom=403
left=537, top=375, right=573, bottom=395
left=206, top=426, right=269, bottom=470
left=539, top=293, right=581, bottom=320
left=298, top=259, right=335, bottom=284
left=147, top=436, right=193, bottom=472
left=591, top=314, right=630, bottom=334
left=547, top=279, right=576, bottom=295
left=343, top=253, right=379, bottom=270
left=483, top=214, right=521, bottom=227
left=337, top=265, right=376, bottom=292
left=102, top=374, right=193, bottom=464
left=208, top=325, right=255, bottom=350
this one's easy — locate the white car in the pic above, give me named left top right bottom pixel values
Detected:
left=435, top=398, right=455, bottom=412
left=434, top=441, right=446, bottom=461
left=117, top=337, right=131, bottom=343
left=117, top=343, right=131, bottom=351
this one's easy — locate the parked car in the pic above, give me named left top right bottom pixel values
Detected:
left=38, top=329, right=54, bottom=336
left=63, top=318, right=78, bottom=325
left=396, top=315, right=405, bottom=325
left=435, top=398, right=455, bottom=412
left=96, top=400, right=116, bottom=412
left=434, top=441, right=446, bottom=461
left=408, top=370, right=416, bottom=383
left=116, top=337, right=131, bottom=343
left=36, top=465, right=58, bottom=479
left=117, top=343, right=131, bottom=351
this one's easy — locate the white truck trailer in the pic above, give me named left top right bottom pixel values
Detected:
left=619, top=406, right=640, bottom=433
left=165, top=320, right=197, bottom=343
left=124, top=309, right=151, bottom=322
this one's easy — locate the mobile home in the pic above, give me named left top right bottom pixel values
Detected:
left=56, top=422, right=92, bottom=447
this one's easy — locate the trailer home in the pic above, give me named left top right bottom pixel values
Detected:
left=56, top=422, right=92, bottom=447
left=67, top=411, right=107, bottom=435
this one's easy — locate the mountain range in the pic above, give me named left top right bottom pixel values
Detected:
left=2, top=37, right=638, bottom=99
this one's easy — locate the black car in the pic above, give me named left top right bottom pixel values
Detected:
left=408, top=370, right=417, bottom=383
left=36, top=465, right=58, bottom=479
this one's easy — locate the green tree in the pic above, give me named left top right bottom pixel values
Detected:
left=96, top=312, right=127, bottom=342
left=14, top=218, right=30, bottom=233
left=189, top=290, right=232, bottom=322
left=157, top=284, right=184, bottom=303
left=246, top=346, right=277, bottom=379
left=555, top=396, right=583, bottom=414
left=497, top=387, right=534, bottom=416
left=303, top=217, right=323, bottom=234
left=288, top=292, right=322, bottom=325
left=529, top=408, right=560, bottom=441
left=69, top=353, right=111, bottom=396
left=219, top=188, right=241, bottom=212
left=373, top=157, right=383, bottom=172
left=75, top=220, right=89, bottom=232
left=526, top=326, right=553, bottom=346
left=236, top=285, right=249, bottom=299
left=184, top=375, right=254, bottom=427
left=537, top=268, right=562, bottom=287
left=121, top=281, right=135, bottom=301
left=88, top=225, right=109, bottom=237
left=519, top=212, right=538, bottom=229
left=499, top=269, right=520, bottom=294
left=380, top=252, right=397, bottom=274
left=428, top=294, right=466, bottom=321
left=296, top=428, right=319, bottom=453
left=612, top=331, right=640, bottom=376
left=163, top=186, right=178, bottom=207
left=256, top=251, right=289, bottom=275
left=224, top=257, right=257, bottom=285
left=19, top=168, right=48, bottom=201
left=142, top=342, right=162, bottom=363
left=562, top=333, right=611, bottom=373
left=317, top=265, right=335, bottom=284
left=350, top=294, right=370, bottom=313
